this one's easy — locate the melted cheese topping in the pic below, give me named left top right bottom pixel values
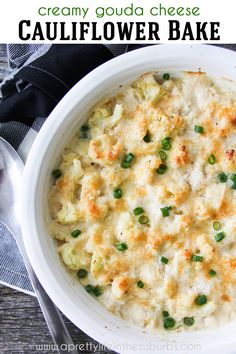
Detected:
left=49, top=72, right=236, bottom=332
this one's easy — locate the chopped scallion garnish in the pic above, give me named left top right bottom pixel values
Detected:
left=133, top=207, right=144, bottom=216
left=195, top=295, right=208, bottom=306
left=161, top=137, right=172, bottom=151
left=115, top=243, right=128, bottom=251
left=143, top=132, right=151, bottom=143
left=163, top=73, right=170, bottom=81
left=208, top=154, right=216, bottom=165
left=163, top=317, right=175, bottom=329
left=125, top=153, right=134, bottom=163
left=85, top=284, right=102, bottom=297
left=93, top=286, right=103, bottom=297
left=77, top=269, right=88, bottom=279
left=121, top=161, right=130, bottom=168
left=121, top=153, right=135, bottom=168
left=162, top=311, right=169, bottom=317
left=218, top=172, right=228, bottom=183
left=80, top=125, right=90, bottom=139
left=230, top=174, right=236, bottom=189
left=160, top=206, right=172, bottom=217
left=137, top=280, right=144, bottom=288
left=191, top=254, right=203, bottom=262
left=71, top=229, right=81, bottom=238
left=161, top=256, right=169, bottom=264
left=194, top=125, right=204, bottom=134
left=52, top=169, right=62, bottom=179
left=209, top=269, right=217, bottom=277
left=80, top=125, right=89, bottom=132
left=113, top=188, right=122, bottom=199
left=156, top=164, right=168, bottom=175
left=215, top=232, right=226, bottom=242
left=139, top=215, right=149, bottom=225
left=213, top=221, right=221, bottom=231
left=159, top=150, right=167, bottom=161
left=183, top=317, right=194, bottom=326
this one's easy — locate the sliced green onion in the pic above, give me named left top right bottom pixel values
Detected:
left=161, top=137, right=172, bottom=151
left=208, top=154, right=216, bottom=165
left=215, top=232, right=226, bottom=242
left=162, top=311, right=169, bottom=318
left=218, top=172, right=228, bottom=183
left=194, top=125, right=204, bottom=134
left=52, top=169, right=62, bottom=179
left=115, top=242, right=128, bottom=251
left=143, top=132, right=151, bottom=143
left=121, top=153, right=135, bottom=168
left=121, top=161, right=130, bottom=169
left=77, top=269, right=88, bottom=279
left=156, top=164, right=168, bottom=175
left=230, top=174, right=236, bottom=189
left=125, top=153, right=135, bottom=163
left=230, top=173, right=236, bottom=183
left=183, top=317, right=194, bottom=326
left=163, top=73, right=170, bottom=81
left=137, top=280, right=144, bottom=288
left=163, top=317, right=175, bottom=329
left=139, top=215, right=149, bottom=225
left=71, top=229, right=81, bottom=238
left=160, top=206, right=172, bottom=217
left=85, top=284, right=94, bottom=293
left=80, top=125, right=89, bottom=132
left=80, top=125, right=90, bottom=139
left=93, top=286, right=103, bottom=297
left=133, top=207, right=144, bottom=216
left=191, top=254, right=203, bottom=262
left=159, top=150, right=167, bottom=161
left=85, top=284, right=102, bottom=297
left=195, top=294, right=208, bottom=306
left=213, top=221, right=221, bottom=231
left=209, top=269, right=217, bottom=277
left=113, top=188, right=122, bottom=199
left=161, top=256, right=169, bottom=264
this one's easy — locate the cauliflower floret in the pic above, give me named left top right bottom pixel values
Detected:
left=85, top=224, right=104, bottom=253
left=133, top=73, right=166, bottom=104
left=80, top=173, right=102, bottom=201
left=111, top=275, right=130, bottom=299
left=121, top=302, right=150, bottom=327
left=59, top=241, right=90, bottom=271
left=100, top=166, right=125, bottom=188
left=107, top=104, right=123, bottom=128
left=65, top=159, right=84, bottom=181
left=90, top=246, right=117, bottom=285
left=88, top=134, right=122, bottom=166
left=89, top=107, right=110, bottom=127
left=57, top=202, right=80, bottom=224
left=60, top=152, right=78, bottom=170
left=89, top=103, right=123, bottom=130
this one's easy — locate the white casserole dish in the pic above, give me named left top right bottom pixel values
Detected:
left=22, top=44, right=236, bottom=354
